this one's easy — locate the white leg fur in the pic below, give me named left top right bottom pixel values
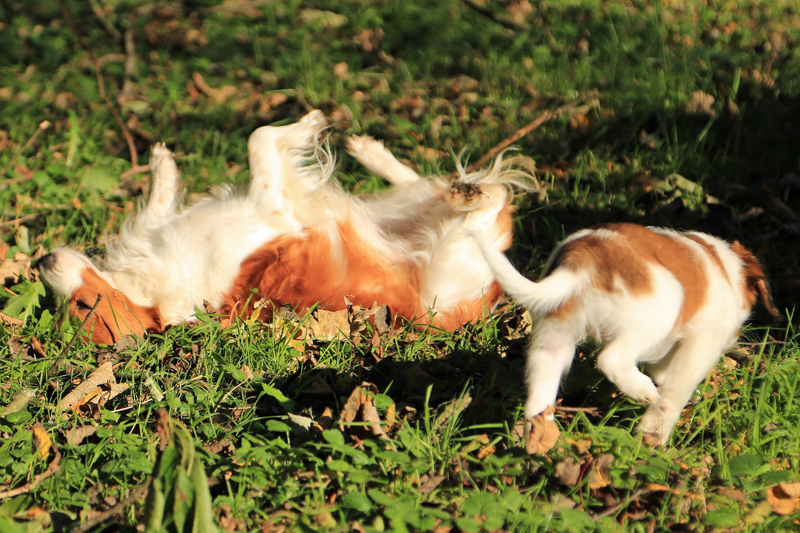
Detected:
left=247, top=109, right=327, bottom=207
left=347, top=135, right=422, bottom=185
left=139, top=143, right=180, bottom=228
left=638, top=332, right=730, bottom=444
left=524, top=321, right=577, bottom=421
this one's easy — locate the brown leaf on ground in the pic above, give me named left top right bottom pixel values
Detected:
left=59, top=361, right=116, bottom=411
left=219, top=504, right=249, bottom=531
left=0, top=253, right=31, bottom=286
left=526, top=406, right=559, bottom=454
left=360, top=396, right=391, bottom=440
left=306, top=308, right=351, bottom=341
left=0, top=388, right=36, bottom=416
left=65, top=425, right=98, bottom=446
left=418, top=473, right=445, bottom=494
left=767, top=484, right=800, bottom=515
left=192, top=72, right=237, bottom=104
left=685, top=91, right=716, bottom=117
left=0, top=312, right=23, bottom=328
left=316, top=407, right=334, bottom=431
left=32, top=423, right=51, bottom=460
left=554, top=456, right=581, bottom=486
left=587, top=453, right=615, bottom=489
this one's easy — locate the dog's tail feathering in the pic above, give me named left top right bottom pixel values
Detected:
left=470, top=230, right=588, bottom=315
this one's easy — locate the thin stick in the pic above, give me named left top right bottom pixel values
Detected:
left=593, top=488, right=647, bottom=520
left=87, top=0, right=122, bottom=41
left=121, top=12, right=137, bottom=98
left=119, top=164, right=150, bottom=181
left=555, top=405, right=600, bottom=416
left=57, top=294, right=103, bottom=360
left=0, top=446, right=61, bottom=499
left=0, top=121, right=51, bottom=181
left=462, top=0, right=527, bottom=31
left=55, top=0, right=138, bottom=169
left=464, top=91, right=599, bottom=174
left=69, top=478, right=151, bottom=533
left=0, top=213, right=40, bottom=228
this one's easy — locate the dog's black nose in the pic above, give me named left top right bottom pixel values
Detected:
left=36, top=253, right=56, bottom=270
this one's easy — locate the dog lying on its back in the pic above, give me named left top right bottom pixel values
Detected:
left=471, top=223, right=779, bottom=445
left=38, top=111, right=536, bottom=344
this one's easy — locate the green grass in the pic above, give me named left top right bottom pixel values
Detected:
left=1, top=0, right=800, bottom=531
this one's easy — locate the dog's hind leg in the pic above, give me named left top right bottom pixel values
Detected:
left=638, top=332, right=729, bottom=445
left=347, top=135, right=422, bottom=185
left=247, top=110, right=328, bottom=206
left=138, top=143, right=181, bottom=228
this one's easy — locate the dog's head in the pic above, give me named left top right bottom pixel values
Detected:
left=37, top=249, right=163, bottom=344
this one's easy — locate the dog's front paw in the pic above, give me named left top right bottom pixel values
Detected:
left=150, top=142, right=175, bottom=173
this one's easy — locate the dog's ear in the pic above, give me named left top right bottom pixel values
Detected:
left=731, top=242, right=780, bottom=317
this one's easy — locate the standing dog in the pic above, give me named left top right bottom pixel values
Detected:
left=39, top=111, right=536, bottom=344
left=470, top=223, right=779, bottom=445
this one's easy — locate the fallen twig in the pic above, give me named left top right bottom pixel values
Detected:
left=0, top=445, right=61, bottom=500
left=56, top=294, right=103, bottom=363
left=554, top=405, right=601, bottom=416
left=87, top=0, right=122, bottom=41
left=120, top=164, right=150, bottom=181
left=121, top=13, right=137, bottom=98
left=593, top=488, right=647, bottom=520
left=712, top=183, right=800, bottom=225
left=69, top=477, right=151, bottom=533
left=464, top=90, right=599, bottom=174
left=461, top=0, right=528, bottom=31
left=55, top=0, right=138, bottom=169
left=0, top=120, right=51, bottom=182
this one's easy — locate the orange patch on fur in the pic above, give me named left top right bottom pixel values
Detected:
left=730, top=241, right=780, bottom=316
left=71, top=269, right=162, bottom=344
left=684, top=234, right=729, bottom=283
left=429, top=281, right=503, bottom=331
left=223, top=220, right=425, bottom=326
left=550, top=224, right=711, bottom=327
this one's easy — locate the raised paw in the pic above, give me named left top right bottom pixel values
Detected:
left=149, top=142, right=176, bottom=174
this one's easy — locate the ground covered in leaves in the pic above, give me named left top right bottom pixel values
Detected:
left=1, top=0, right=800, bottom=531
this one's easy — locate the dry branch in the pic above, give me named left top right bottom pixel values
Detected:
left=69, top=478, right=150, bottom=533
left=55, top=0, right=138, bottom=169
left=0, top=445, right=61, bottom=500
left=0, top=121, right=51, bottom=182
left=464, top=90, right=599, bottom=174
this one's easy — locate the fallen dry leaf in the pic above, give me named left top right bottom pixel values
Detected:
left=526, top=406, right=559, bottom=454
left=0, top=388, right=36, bottom=416
left=306, top=308, right=350, bottom=340
left=685, top=90, right=716, bottom=117
left=59, top=362, right=116, bottom=411
left=418, top=474, right=445, bottom=494
left=767, top=483, right=800, bottom=515
left=554, top=456, right=581, bottom=486
left=0, top=253, right=31, bottom=286
left=65, top=425, right=98, bottom=446
left=0, top=312, right=23, bottom=328
left=31, top=424, right=51, bottom=460
left=587, top=453, right=615, bottom=489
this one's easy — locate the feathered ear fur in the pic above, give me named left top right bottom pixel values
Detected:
left=730, top=242, right=780, bottom=317
left=70, top=269, right=163, bottom=344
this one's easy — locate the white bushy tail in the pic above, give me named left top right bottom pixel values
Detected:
left=470, top=231, right=588, bottom=315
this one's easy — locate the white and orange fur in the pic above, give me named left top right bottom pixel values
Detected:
left=39, top=110, right=535, bottom=344
left=470, top=223, right=779, bottom=445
